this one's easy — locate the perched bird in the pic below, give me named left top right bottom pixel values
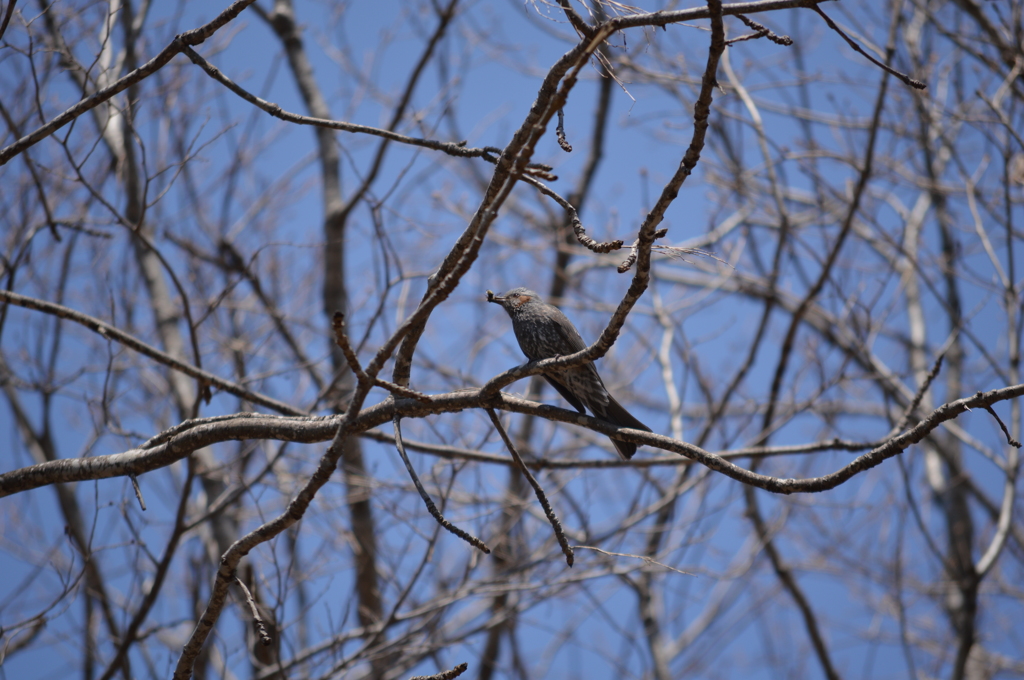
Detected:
left=488, top=287, right=651, bottom=459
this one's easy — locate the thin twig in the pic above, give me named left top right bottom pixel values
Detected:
left=556, top=108, right=572, bottom=152
left=516, top=174, right=623, bottom=253
left=575, top=546, right=694, bottom=576
left=735, top=13, right=793, bottom=45
left=569, top=211, right=622, bottom=253
left=330, top=312, right=368, bottom=382
left=393, top=416, right=490, bottom=554
left=374, top=379, right=434, bottom=404
left=894, top=353, right=944, bottom=434
left=234, top=577, right=272, bottom=647
left=726, top=30, right=772, bottom=45
left=618, top=228, right=668, bottom=273
left=811, top=5, right=925, bottom=89
left=128, top=474, right=146, bottom=511
left=485, top=408, right=573, bottom=567
left=982, top=403, right=1022, bottom=448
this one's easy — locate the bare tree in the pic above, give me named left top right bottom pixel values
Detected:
left=1, top=0, right=1021, bottom=679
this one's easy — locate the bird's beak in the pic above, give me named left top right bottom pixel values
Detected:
left=486, top=290, right=503, bottom=304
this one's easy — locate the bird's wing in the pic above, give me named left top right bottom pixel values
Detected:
left=549, top=307, right=607, bottom=392
left=548, top=308, right=588, bottom=354
left=543, top=374, right=587, bottom=413
left=546, top=306, right=611, bottom=412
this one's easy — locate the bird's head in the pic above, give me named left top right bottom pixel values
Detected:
left=487, top=287, right=540, bottom=315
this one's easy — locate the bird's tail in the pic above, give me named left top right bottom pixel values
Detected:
left=600, top=395, right=652, bottom=460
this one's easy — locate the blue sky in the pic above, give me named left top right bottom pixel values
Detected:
left=2, top=0, right=1022, bottom=678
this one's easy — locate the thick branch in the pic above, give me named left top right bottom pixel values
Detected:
left=4, top=384, right=1021, bottom=498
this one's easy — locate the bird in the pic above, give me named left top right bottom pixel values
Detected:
left=488, top=287, right=652, bottom=459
